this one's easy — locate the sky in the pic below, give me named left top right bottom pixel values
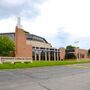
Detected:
left=0, top=0, right=90, bottom=49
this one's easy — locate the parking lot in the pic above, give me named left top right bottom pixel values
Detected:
left=0, top=63, right=90, bottom=90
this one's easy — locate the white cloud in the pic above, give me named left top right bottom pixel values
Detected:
left=0, top=0, right=90, bottom=49
left=23, top=0, right=90, bottom=48
left=0, top=0, right=43, bottom=18
left=0, top=17, right=16, bottom=33
left=1, top=0, right=23, bottom=5
left=25, top=0, right=90, bottom=37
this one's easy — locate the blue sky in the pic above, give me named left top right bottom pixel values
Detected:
left=0, top=0, right=90, bottom=49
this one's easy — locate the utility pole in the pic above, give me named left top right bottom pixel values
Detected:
left=74, top=41, right=79, bottom=61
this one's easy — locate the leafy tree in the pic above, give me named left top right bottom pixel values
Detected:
left=88, top=49, right=90, bottom=57
left=0, top=35, right=15, bottom=56
left=65, top=45, right=76, bottom=59
left=66, top=45, right=75, bottom=50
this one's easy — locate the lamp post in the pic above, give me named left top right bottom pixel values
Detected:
left=76, top=47, right=79, bottom=61
left=74, top=41, right=79, bottom=61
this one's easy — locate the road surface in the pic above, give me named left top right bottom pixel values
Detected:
left=0, top=63, right=90, bottom=90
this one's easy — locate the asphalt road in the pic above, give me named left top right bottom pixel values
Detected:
left=1, top=63, right=90, bottom=90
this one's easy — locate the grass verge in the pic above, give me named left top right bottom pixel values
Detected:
left=0, top=59, right=90, bottom=70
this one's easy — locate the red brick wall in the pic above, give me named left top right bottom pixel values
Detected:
left=75, top=48, right=88, bottom=59
left=79, top=49, right=88, bottom=58
left=15, top=27, right=32, bottom=58
left=59, top=48, right=65, bottom=60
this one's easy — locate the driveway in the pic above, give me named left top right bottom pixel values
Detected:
left=0, top=63, right=90, bottom=90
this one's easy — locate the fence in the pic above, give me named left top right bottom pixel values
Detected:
left=0, top=57, right=33, bottom=64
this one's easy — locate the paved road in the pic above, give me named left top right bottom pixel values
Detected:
left=1, top=64, right=90, bottom=90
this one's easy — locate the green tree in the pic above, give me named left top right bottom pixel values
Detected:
left=66, top=45, right=75, bottom=50
left=0, top=35, right=15, bottom=56
left=88, top=49, right=90, bottom=57
left=65, top=45, right=76, bottom=59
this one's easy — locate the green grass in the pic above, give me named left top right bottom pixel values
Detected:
left=0, top=59, right=90, bottom=70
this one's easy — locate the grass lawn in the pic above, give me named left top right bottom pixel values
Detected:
left=0, top=59, right=90, bottom=69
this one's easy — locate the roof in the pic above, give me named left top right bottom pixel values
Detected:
left=0, top=32, right=15, bottom=35
left=26, top=34, right=48, bottom=43
left=0, top=32, right=49, bottom=43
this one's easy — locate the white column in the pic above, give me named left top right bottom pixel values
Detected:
left=45, top=48, right=47, bottom=61
left=54, top=49, right=56, bottom=61
left=49, top=48, right=50, bottom=61
left=39, top=47, right=41, bottom=61
left=35, top=47, right=37, bottom=61
left=57, top=49, right=59, bottom=61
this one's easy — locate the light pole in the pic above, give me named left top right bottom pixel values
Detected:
left=74, top=41, right=79, bottom=61
left=76, top=47, right=79, bottom=61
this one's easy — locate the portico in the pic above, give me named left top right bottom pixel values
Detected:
left=32, top=47, right=60, bottom=61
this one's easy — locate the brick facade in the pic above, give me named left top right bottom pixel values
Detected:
left=59, top=48, right=66, bottom=60
left=0, top=25, right=88, bottom=60
left=75, top=48, right=88, bottom=59
left=14, top=27, right=88, bottom=60
left=15, top=26, right=32, bottom=58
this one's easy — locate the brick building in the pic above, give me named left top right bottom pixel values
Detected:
left=0, top=24, right=62, bottom=61
left=65, top=47, right=88, bottom=59
left=0, top=18, right=88, bottom=60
